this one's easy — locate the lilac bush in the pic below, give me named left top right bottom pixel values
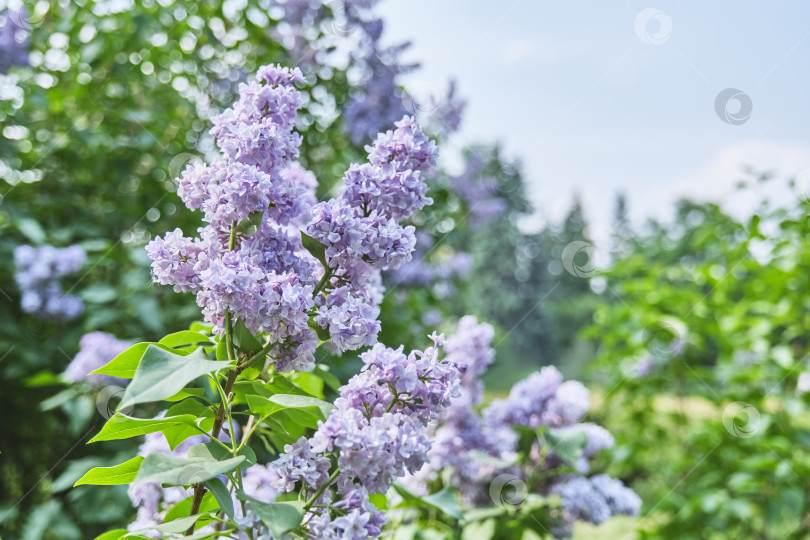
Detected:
left=14, top=244, right=86, bottom=320
left=403, top=317, right=640, bottom=537
left=77, top=62, right=458, bottom=539
left=75, top=61, right=635, bottom=540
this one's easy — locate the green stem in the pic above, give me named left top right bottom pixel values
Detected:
left=304, top=468, right=340, bottom=511
left=312, top=266, right=333, bottom=298
left=188, top=222, right=240, bottom=535
left=235, top=414, right=268, bottom=454
left=239, top=340, right=277, bottom=370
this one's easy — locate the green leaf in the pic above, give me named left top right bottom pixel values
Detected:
left=204, top=477, right=235, bottom=519
left=392, top=483, right=464, bottom=520
left=120, top=346, right=226, bottom=409
left=91, top=341, right=194, bottom=380
left=216, top=338, right=228, bottom=361
left=235, top=210, right=264, bottom=236
left=163, top=493, right=218, bottom=524
left=422, top=486, right=464, bottom=520
left=93, top=530, right=128, bottom=540
left=91, top=342, right=152, bottom=379
left=134, top=453, right=246, bottom=486
left=233, top=319, right=262, bottom=354
left=368, top=493, right=387, bottom=510
left=300, top=231, right=327, bottom=267
left=126, top=514, right=208, bottom=535
left=245, top=393, right=334, bottom=421
left=159, top=331, right=213, bottom=350
left=75, top=456, right=143, bottom=486
left=237, top=495, right=303, bottom=537
left=289, top=372, right=324, bottom=399
left=88, top=413, right=199, bottom=443
left=164, top=388, right=207, bottom=402
left=188, top=442, right=257, bottom=467
left=309, top=320, right=331, bottom=342
left=162, top=399, right=216, bottom=449
left=314, top=364, right=341, bottom=392
left=25, top=370, right=63, bottom=388
left=546, top=427, right=588, bottom=466
left=16, top=217, right=46, bottom=243
left=80, top=284, right=117, bottom=303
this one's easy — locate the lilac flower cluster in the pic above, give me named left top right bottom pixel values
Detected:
left=344, top=43, right=415, bottom=145
left=146, top=63, right=436, bottom=370
left=405, top=318, right=640, bottom=537
left=64, top=332, right=130, bottom=386
left=306, top=115, right=436, bottom=350
left=243, top=336, right=462, bottom=539
left=427, top=80, right=466, bottom=137
left=552, top=474, right=641, bottom=529
left=450, top=153, right=507, bottom=228
left=0, top=9, right=29, bottom=73
left=14, top=244, right=86, bottom=320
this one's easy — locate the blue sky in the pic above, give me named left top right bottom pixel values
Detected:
left=378, top=1, right=810, bottom=243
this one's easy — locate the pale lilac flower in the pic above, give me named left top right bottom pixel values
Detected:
left=14, top=244, right=86, bottom=320
left=64, top=332, right=130, bottom=386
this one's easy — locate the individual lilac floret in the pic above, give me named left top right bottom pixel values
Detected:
left=266, top=336, right=462, bottom=537
left=14, top=244, right=86, bottom=320
left=0, top=9, right=29, bottom=73
left=64, top=332, right=130, bottom=386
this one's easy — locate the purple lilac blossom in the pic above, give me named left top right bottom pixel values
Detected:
left=343, top=43, right=415, bottom=144
left=402, top=319, right=639, bottom=536
left=450, top=153, right=508, bottom=228
left=64, top=332, right=130, bottom=386
left=0, top=9, right=29, bottom=73
left=146, top=64, right=435, bottom=367
left=552, top=474, right=641, bottom=527
left=14, top=244, right=86, bottom=320
left=260, top=336, right=463, bottom=539
left=427, top=80, right=466, bottom=137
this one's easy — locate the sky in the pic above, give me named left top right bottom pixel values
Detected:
left=377, top=1, right=810, bottom=245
